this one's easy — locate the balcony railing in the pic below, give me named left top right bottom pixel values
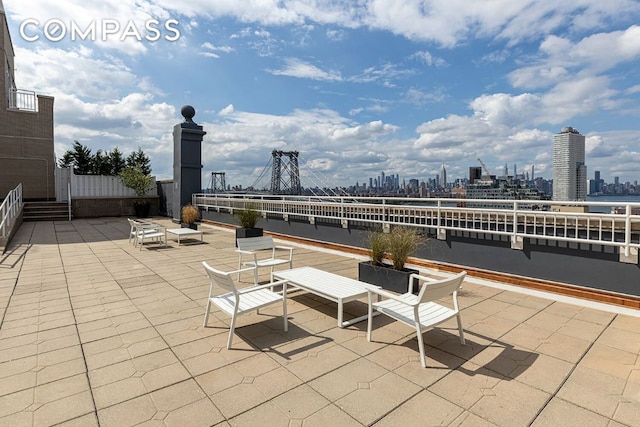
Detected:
left=8, top=88, right=37, bottom=112
left=193, top=193, right=640, bottom=263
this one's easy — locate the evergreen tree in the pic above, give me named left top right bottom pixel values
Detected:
left=108, top=147, right=126, bottom=176
left=58, top=143, right=151, bottom=176
left=126, top=147, right=152, bottom=175
left=58, top=152, right=74, bottom=169
left=59, top=141, right=93, bottom=175
left=92, top=150, right=112, bottom=175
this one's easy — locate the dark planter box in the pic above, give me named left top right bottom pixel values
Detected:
left=133, top=201, right=151, bottom=218
left=358, top=261, right=419, bottom=294
left=235, top=227, right=264, bottom=246
left=181, top=222, right=198, bottom=230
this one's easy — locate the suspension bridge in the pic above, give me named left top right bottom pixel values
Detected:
left=207, top=150, right=351, bottom=198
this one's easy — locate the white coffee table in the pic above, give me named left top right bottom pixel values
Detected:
left=166, top=228, right=203, bottom=246
left=273, top=266, right=380, bottom=328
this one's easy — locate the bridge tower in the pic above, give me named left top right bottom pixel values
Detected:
left=270, top=150, right=301, bottom=195
left=209, top=172, right=226, bottom=193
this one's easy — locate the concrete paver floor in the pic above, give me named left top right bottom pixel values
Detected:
left=1, top=218, right=639, bottom=426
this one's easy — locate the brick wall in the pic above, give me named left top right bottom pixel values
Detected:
left=72, top=197, right=160, bottom=218
left=0, top=10, right=55, bottom=201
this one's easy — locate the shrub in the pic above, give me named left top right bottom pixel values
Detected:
left=386, top=226, right=422, bottom=270
left=235, top=205, right=260, bottom=228
left=367, top=230, right=387, bottom=266
left=119, top=166, right=154, bottom=197
left=181, top=204, right=200, bottom=224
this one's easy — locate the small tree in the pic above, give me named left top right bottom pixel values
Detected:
left=119, top=166, right=154, bottom=198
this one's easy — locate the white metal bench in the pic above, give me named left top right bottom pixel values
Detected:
left=236, top=236, right=293, bottom=283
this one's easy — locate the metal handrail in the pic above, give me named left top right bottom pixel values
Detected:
left=0, top=183, right=23, bottom=238
left=67, top=182, right=72, bottom=221
left=193, top=193, right=640, bottom=259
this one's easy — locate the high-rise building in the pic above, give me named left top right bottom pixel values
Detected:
left=469, top=167, right=482, bottom=185
left=440, top=163, right=447, bottom=188
left=553, top=127, right=587, bottom=201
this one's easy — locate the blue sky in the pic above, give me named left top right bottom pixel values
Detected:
left=4, top=0, right=640, bottom=189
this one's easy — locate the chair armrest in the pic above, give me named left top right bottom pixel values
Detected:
left=274, top=246, right=294, bottom=259
left=236, top=249, right=256, bottom=255
left=223, top=267, right=257, bottom=276
left=366, top=288, right=419, bottom=306
left=236, top=279, right=289, bottom=294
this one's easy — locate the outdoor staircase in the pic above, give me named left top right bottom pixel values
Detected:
left=23, top=201, right=70, bottom=221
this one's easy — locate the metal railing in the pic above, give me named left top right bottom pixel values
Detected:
left=8, top=88, right=37, bottom=112
left=0, top=183, right=23, bottom=238
left=67, top=182, right=72, bottom=221
left=193, top=193, right=640, bottom=261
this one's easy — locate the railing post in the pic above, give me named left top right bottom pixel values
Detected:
left=511, top=201, right=523, bottom=250
left=620, top=204, right=638, bottom=263
left=436, top=199, right=445, bottom=240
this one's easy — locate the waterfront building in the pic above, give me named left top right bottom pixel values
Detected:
left=466, top=176, right=550, bottom=209
left=553, top=126, right=587, bottom=201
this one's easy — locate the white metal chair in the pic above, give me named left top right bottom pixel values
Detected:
left=129, top=219, right=166, bottom=250
left=202, top=261, right=289, bottom=349
left=127, top=218, right=157, bottom=245
left=366, top=271, right=467, bottom=368
left=236, top=236, right=293, bottom=283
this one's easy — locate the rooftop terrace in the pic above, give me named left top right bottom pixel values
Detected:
left=1, top=218, right=639, bottom=426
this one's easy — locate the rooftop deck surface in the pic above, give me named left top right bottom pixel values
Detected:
left=1, top=218, right=639, bottom=427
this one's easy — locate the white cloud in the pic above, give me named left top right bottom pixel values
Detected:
left=410, top=50, right=446, bottom=67
left=219, top=104, right=235, bottom=116
left=269, top=58, right=342, bottom=81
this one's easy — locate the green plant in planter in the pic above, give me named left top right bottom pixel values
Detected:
left=367, top=230, right=387, bottom=266
left=386, top=226, right=422, bottom=269
left=181, top=204, right=200, bottom=225
left=359, top=226, right=424, bottom=294
left=119, top=166, right=154, bottom=217
left=119, top=166, right=154, bottom=199
left=235, top=205, right=260, bottom=229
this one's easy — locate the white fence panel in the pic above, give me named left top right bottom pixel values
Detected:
left=55, top=167, right=157, bottom=198
left=56, top=167, right=71, bottom=202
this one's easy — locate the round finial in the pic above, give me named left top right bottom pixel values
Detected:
left=181, top=105, right=195, bottom=123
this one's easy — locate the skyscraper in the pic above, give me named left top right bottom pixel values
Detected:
left=553, top=127, right=587, bottom=201
left=440, top=163, right=447, bottom=188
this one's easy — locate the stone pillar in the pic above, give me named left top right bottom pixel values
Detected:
left=173, top=105, right=206, bottom=222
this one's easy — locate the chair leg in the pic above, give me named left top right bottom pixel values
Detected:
left=282, top=290, right=288, bottom=332
left=415, top=324, right=427, bottom=368
left=227, top=312, right=238, bottom=349
left=253, top=267, right=258, bottom=285
left=457, top=314, right=466, bottom=345
left=237, top=258, right=242, bottom=281
left=203, top=301, right=211, bottom=327
left=366, top=294, right=373, bottom=341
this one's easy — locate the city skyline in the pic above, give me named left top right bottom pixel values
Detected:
left=3, top=1, right=640, bottom=187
